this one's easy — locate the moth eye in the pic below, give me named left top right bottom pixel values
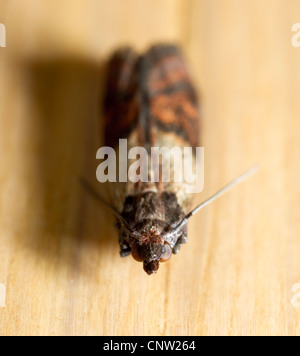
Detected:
left=160, top=242, right=172, bottom=262
left=131, top=243, right=143, bottom=262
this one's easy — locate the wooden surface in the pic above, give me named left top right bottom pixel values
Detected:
left=0, top=0, right=300, bottom=336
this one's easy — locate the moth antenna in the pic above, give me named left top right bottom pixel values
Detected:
left=164, top=164, right=260, bottom=238
left=79, top=177, right=140, bottom=238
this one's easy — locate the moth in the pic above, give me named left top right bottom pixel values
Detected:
left=82, top=44, right=258, bottom=275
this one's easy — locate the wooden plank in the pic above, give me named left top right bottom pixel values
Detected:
left=0, top=0, right=300, bottom=336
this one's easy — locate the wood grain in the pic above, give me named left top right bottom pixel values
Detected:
left=0, top=0, right=300, bottom=336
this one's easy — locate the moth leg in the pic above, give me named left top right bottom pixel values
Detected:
left=119, top=234, right=131, bottom=257
left=120, top=249, right=131, bottom=257
left=172, top=231, right=187, bottom=255
left=178, top=234, right=187, bottom=244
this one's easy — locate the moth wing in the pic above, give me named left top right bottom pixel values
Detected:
left=103, top=48, right=146, bottom=212
left=104, top=47, right=139, bottom=148
left=145, top=45, right=201, bottom=212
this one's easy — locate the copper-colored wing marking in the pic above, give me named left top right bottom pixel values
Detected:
left=145, top=45, right=199, bottom=149
left=104, top=45, right=199, bottom=149
left=104, top=47, right=139, bottom=148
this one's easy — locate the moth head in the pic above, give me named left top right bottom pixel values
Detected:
left=131, top=237, right=172, bottom=275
